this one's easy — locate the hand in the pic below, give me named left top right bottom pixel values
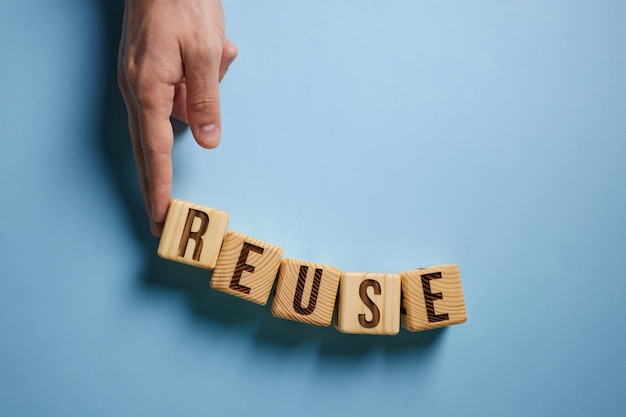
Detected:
left=117, top=0, right=238, bottom=236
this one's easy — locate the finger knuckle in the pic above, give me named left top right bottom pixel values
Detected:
left=118, top=56, right=161, bottom=109
left=188, top=92, right=220, bottom=116
left=117, top=54, right=134, bottom=95
left=225, top=43, right=238, bottom=61
left=141, top=144, right=167, bottom=165
left=116, top=66, right=128, bottom=93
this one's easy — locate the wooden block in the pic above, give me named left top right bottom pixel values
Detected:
left=157, top=199, right=229, bottom=269
left=271, top=259, right=341, bottom=327
left=335, top=272, right=401, bottom=335
left=211, top=231, right=283, bottom=305
left=400, top=264, right=467, bottom=331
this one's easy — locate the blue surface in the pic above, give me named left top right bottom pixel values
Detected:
left=1, top=1, right=626, bottom=416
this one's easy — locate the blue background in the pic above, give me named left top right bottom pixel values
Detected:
left=1, top=1, right=625, bottom=416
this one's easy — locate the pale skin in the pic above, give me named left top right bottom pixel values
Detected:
left=117, top=0, right=237, bottom=236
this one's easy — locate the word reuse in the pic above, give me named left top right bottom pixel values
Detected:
left=158, top=200, right=467, bottom=335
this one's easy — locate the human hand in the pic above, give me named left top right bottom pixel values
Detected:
left=117, top=0, right=238, bottom=236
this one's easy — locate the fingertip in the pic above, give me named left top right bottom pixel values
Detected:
left=150, top=196, right=170, bottom=225
left=149, top=218, right=162, bottom=237
left=195, top=124, right=221, bottom=148
left=149, top=209, right=166, bottom=237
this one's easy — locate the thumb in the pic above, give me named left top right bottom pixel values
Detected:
left=184, top=48, right=222, bottom=149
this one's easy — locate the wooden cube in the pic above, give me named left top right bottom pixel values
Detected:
left=157, top=199, right=229, bottom=269
left=211, top=231, right=283, bottom=305
left=335, top=272, right=401, bottom=335
left=271, top=259, right=341, bottom=327
left=400, top=264, right=467, bottom=331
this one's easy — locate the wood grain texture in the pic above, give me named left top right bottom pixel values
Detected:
left=335, top=272, right=401, bottom=335
left=400, top=264, right=467, bottom=331
left=157, top=199, right=229, bottom=269
left=211, top=231, right=283, bottom=305
left=271, top=259, right=341, bottom=327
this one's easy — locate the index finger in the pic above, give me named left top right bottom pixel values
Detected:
left=135, top=85, right=176, bottom=226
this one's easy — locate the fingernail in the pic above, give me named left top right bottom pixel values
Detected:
left=198, top=124, right=220, bottom=148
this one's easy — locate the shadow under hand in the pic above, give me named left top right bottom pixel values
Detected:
left=97, top=0, right=446, bottom=360
left=99, top=0, right=148, bottom=244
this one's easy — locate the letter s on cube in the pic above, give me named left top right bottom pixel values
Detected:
left=335, top=272, right=401, bottom=335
